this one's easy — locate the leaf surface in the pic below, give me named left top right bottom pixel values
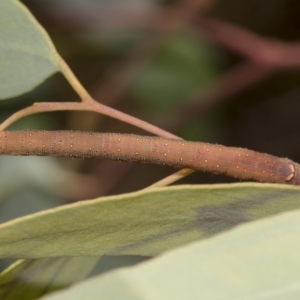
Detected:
left=40, top=208, right=300, bottom=300
left=0, top=183, right=300, bottom=258
left=0, top=257, right=99, bottom=300
left=0, top=0, right=60, bottom=99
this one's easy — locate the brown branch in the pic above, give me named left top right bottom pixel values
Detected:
left=197, top=18, right=300, bottom=68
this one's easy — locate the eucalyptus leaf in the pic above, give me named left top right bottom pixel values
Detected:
left=0, top=0, right=60, bottom=99
left=40, top=209, right=300, bottom=300
left=0, top=183, right=300, bottom=258
left=0, top=257, right=100, bottom=300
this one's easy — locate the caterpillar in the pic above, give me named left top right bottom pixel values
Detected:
left=0, top=130, right=299, bottom=185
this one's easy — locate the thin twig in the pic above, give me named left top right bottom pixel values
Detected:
left=58, top=55, right=91, bottom=101
left=143, top=168, right=195, bottom=190
left=0, top=100, right=179, bottom=139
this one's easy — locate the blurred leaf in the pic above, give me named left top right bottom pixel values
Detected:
left=0, top=183, right=300, bottom=258
left=40, top=208, right=300, bottom=300
left=0, top=257, right=99, bottom=300
left=132, top=33, right=219, bottom=117
left=0, top=0, right=60, bottom=99
left=0, top=157, right=82, bottom=202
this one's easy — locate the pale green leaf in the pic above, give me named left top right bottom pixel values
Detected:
left=40, top=209, right=300, bottom=300
left=0, top=0, right=60, bottom=99
left=0, top=183, right=300, bottom=258
left=0, top=257, right=100, bottom=300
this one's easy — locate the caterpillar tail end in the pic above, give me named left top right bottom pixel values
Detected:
left=287, top=162, right=300, bottom=185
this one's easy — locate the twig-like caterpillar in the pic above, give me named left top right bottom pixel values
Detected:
left=0, top=130, right=299, bottom=185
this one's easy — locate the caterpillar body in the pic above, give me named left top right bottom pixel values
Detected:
left=0, top=130, right=298, bottom=185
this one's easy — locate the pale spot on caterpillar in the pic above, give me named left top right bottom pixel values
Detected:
left=205, top=160, right=207, bottom=163
left=164, top=153, right=167, bottom=156
left=286, top=164, right=295, bottom=182
left=206, top=149, right=209, bottom=152
left=165, top=143, right=168, bottom=146
left=118, top=149, right=120, bottom=152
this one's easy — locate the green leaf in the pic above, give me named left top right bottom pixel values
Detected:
left=132, top=33, right=218, bottom=117
left=0, top=257, right=100, bottom=300
left=39, top=209, right=300, bottom=300
left=0, top=183, right=300, bottom=258
left=0, top=0, right=60, bottom=99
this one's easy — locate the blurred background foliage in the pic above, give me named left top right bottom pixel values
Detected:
left=1, top=0, right=300, bottom=273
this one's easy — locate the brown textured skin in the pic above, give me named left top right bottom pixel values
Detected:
left=0, top=130, right=299, bottom=185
